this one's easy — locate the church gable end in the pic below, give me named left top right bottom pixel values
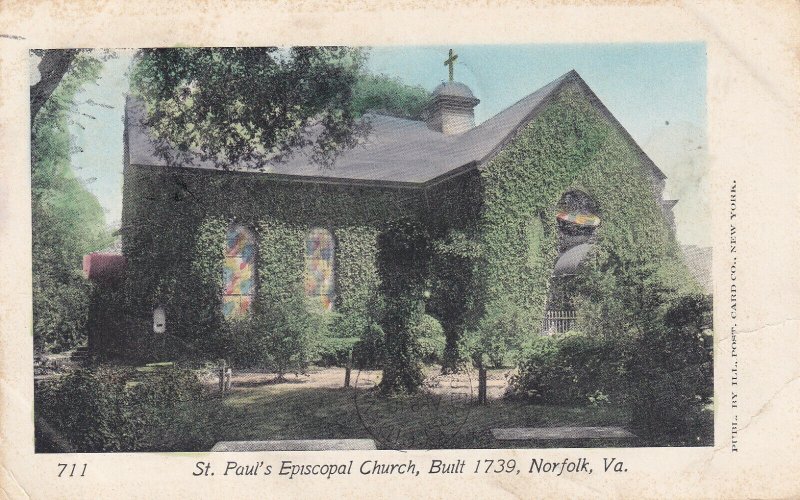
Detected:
left=472, top=79, right=692, bottom=330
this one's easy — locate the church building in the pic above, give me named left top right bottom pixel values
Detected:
left=85, top=62, right=680, bottom=359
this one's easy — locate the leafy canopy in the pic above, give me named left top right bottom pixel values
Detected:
left=32, top=51, right=113, bottom=353
left=351, top=73, right=431, bottom=120
left=131, top=47, right=368, bottom=169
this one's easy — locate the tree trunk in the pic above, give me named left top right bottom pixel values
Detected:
left=30, top=49, right=79, bottom=125
left=478, top=365, right=487, bottom=405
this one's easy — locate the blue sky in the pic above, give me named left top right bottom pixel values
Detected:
left=367, top=44, right=706, bottom=135
left=60, top=44, right=708, bottom=244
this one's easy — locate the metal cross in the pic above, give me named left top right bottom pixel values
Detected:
left=444, top=49, right=458, bottom=82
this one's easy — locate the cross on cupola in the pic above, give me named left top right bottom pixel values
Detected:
left=426, top=49, right=480, bottom=134
left=444, top=49, right=458, bottom=82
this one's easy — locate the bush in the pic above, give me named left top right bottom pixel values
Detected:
left=219, top=316, right=264, bottom=369
left=218, top=295, right=327, bottom=376
left=508, top=332, right=631, bottom=405
left=316, top=336, right=359, bottom=367
left=33, top=274, right=91, bottom=354
left=35, top=366, right=131, bottom=452
left=127, top=366, right=225, bottom=451
left=35, top=365, right=224, bottom=452
left=257, top=297, right=328, bottom=378
left=465, top=301, right=534, bottom=369
left=413, top=314, right=446, bottom=364
left=627, top=293, right=713, bottom=445
left=352, top=321, right=385, bottom=369
left=328, top=312, right=368, bottom=339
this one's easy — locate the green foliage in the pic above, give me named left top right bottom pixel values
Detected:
left=377, top=219, right=431, bottom=393
left=35, top=365, right=224, bottom=452
left=32, top=52, right=112, bottom=353
left=131, top=47, right=367, bottom=168
left=350, top=73, right=431, bottom=120
left=35, top=366, right=130, bottom=451
left=316, top=337, right=359, bottom=367
left=254, top=295, right=328, bottom=378
left=353, top=321, right=386, bottom=369
left=380, top=297, right=425, bottom=394
left=413, top=314, right=446, bottom=364
left=464, top=299, right=532, bottom=368
left=210, top=292, right=328, bottom=374
left=320, top=312, right=369, bottom=366
left=328, top=311, right=369, bottom=339
left=474, top=82, right=694, bottom=340
left=217, top=316, right=263, bottom=369
left=568, top=247, right=693, bottom=339
left=627, top=293, right=713, bottom=445
left=120, top=167, right=394, bottom=360
left=508, top=332, right=631, bottom=405
left=507, top=292, right=714, bottom=446
left=118, top=74, right=700, bottom=401
left=127, top=365, right=226, bottom=451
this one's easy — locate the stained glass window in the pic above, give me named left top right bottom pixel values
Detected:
left=305, top=228, right=335, bottom=311
left=223, top=225, right=256, bottom=320
left=556, top=190, right=601, bottom=237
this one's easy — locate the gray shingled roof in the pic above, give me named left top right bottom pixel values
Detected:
left=126, top=70, right=664, bottom=187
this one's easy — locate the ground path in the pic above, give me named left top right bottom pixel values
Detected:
left=211, top=365, right=513, bottom=401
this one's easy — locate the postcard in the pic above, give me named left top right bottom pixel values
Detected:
left=1, top=1, right=798, bottom=498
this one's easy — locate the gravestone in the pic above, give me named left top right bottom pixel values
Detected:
left=211, top=439, right=377, bottom=452
left=491, top=426, right=636, bottom=440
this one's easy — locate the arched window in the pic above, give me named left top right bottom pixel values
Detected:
left=552, top=190, right=600, bottom=276
left=223, top=225, right=256, bottom=319
left=305, top=228, right=335, bottom=311
left=556, top=190, right=601, bottom=239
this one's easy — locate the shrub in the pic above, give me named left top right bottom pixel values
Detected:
left=316, top=336, right=359, bottom=367
left=256, top=296, right=328, bottom=379
left=352, top=321, right=385, bottom=369
left=328, top=312, right=368, bottom=339
left=215, top=295, right=328, bottom=376
left=35, top=365, right=224, bottom=452
left=35, top=366, right=132, bottom=452
left=627, top=293, right=713, bottom=445
left=466, top=300, right=534, bottom=369
left=127, top=366, right=225, bottom=451
left=508, top=332, right=631, bottom=404
left=413, top=314, right=446, bottom=364
left=220, top=316, right=264, bottom=369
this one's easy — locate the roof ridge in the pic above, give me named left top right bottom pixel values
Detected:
left=469, top=70, right=577, bottom=132
left=125, top=69, right=664, bottom=188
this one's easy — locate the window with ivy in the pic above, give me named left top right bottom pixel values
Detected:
left=304, top=228, right=335, bottom=311
left=223, top=225, right=256, bottom=319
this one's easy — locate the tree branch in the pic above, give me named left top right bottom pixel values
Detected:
left=30, top=49, right=79, bottom=125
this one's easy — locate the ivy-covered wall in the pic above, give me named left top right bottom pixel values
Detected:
left=472, top=81, right=695, bottom=329
left=119, top=163, right=427, bottom=354
left=114, top=77, right=695, bottom=362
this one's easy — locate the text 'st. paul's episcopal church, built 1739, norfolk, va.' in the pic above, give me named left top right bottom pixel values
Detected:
left=82, top=53, right=683, bottom=359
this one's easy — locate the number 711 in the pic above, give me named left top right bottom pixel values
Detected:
left=57, top=463, right=86, bottom=477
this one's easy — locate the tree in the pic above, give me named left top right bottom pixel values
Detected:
left=377, top=219, right=432, bottom=394
left=256, top=295, right=328, bottom=380
left=567, top=246, right=678, bottom=339
left=32, top=52, right=112, bottom=353
left=30, top=49, right=80, bottom=125
left=350, top=73, right=431, bottom=120
left=627, top=293, right=713, bottom=445
left=130, top=47, right=368, bottom=169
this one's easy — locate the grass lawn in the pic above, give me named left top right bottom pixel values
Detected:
left=215, top=370, right=635, bottom=449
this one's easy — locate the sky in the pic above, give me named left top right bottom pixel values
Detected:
left=58, top=44, right=708, bottom=245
